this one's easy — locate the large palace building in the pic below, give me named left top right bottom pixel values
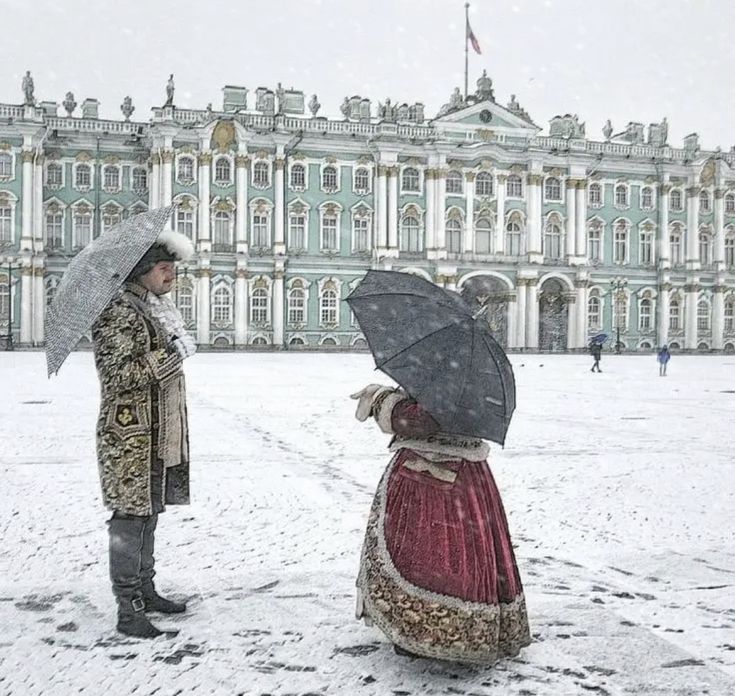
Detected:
left=1, top=71, right=735, bottom=351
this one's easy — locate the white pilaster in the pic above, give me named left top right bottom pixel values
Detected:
left=272, top=268, right=285, bottom=347
left=526, top=174, right=542, bottom=262
left=434, top=169, right=446, bottom=257
left=566, top=294, right=577, bottom=351
left=463, top=172, right=474, bottom=253
left=33, top=157, right=43, bottom=250
left=235, top=269, right=248, bottom=345
left=150, top=155, right=161, bottom=209
left=526, top=279, right=539, bottom=349
left=686, top=186, right=700, bottom=269
left=274, top=158, right=285, bottom=254
left=714, top=188, right=725, bottom=271
left=33, top=266, right=44, bottom=345
left=160, top=150, right=173, bottom=208
left=20, top=266, right=32, bottom=344
left=575, top=181, right=587, bottom=263
left=197, top=153, right=211, bottom=250
left=20, top=150, right=33, bottom=251
left=495, top=174, right=506, bottom=254
left=196, top=268, right=210, bottom=346
left=565, top=179, right=577, bottom=260
left=575, top=281, right=588, bottom=348
left=658, top=184, right=670, bottom=269
left=657, top=283, right=670, bottom=347
left=236, top=155, right=249, bottom=252
left=712, top=286, right=725, bottom=350
left=684, top=283, right=698, bottom=350
left=377, top=165, right=388, bottom=251
left=387, top=166, right=399, bottom=252
left=506, top=296, right=517, bottom=349
left=515, top=281, right=527, bottom=348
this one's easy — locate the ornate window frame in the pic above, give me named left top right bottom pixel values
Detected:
left=543, top=176, right=563, bottom=204
left=286, top=276, right=311, bottom=328
left=210, top=274, right=235, bottom=328
left=248, top=274, right=272, bottom=327
left=353, top=164, right=372, bottom=195
left=320, top=162, right=341, bottom=194
left=43, top=197, right=66, bottom=250
left=175, top=153, right=197, bottom=186
left=131, top=165, right=149, bottom=194
left=637, top=286, right=657, bottom=332
left=211, top=196, right=236, bottom=251
left=0, top=191, right=18, bottom=244
left=101, top=200, right=124, bottom=233
left=350, top=201, right=373, bottom=254
left=172, top=193, right=198, bottom=241
left=251, top=158, right=271, bottom=189
left=0, top=149, right=16, bottom=182
left=318, top=201, right=343, bottom=254
left=45, top=159, right=64, bottom=190
left=400, top=166, right=422, bottom=195
left=669, top=187, right=684, bottom=212
left=637, top=219, right=656, bottom=267
left=587, top=216, right=605, bottom=264
left=212, top=154, right=234, bottom=187
left=317, top=276, right=343, bottom=329
left=612, top=217, right=631, bottom=265
left=474, top=171, right=494, bottom=198
left=588, top=181, right=603, bottom=208
left=102, top=163, right=122, bottom=193
left=70, top=199, right=94, bottom=249
left=287, top=198, right=310, bottom=253
left=505, top=174, right=523, bottom=199
left=543, top=211, right=565, bottom=260
left=399, top=203, right=425, bottom=253
left=445, top=170, right=464, bottom=196
left=640, top=185, right=655, bottom=211
left=72, top=160, right=94, bottom=193
left=504, top=209, right=526, bottom=256
left=249, top=198, right=273, bottom=251
left=613, top=181, right=631, bottom=210
left=288, top=161, right=308, bottom=192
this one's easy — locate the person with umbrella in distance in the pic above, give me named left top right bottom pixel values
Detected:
left=657, top=344, right=671, bottom=376
left=46, top=208, right=196, bottom=639
left=589, top=334, right=605, bottom=373
left=347, top=271, right=531, bottom=665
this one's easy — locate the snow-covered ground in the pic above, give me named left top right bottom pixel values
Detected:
left=0, top=351, right=733, bottom=696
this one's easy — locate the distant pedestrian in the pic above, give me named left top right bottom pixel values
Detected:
left=657, top=345, right=671, bottom=376
left=590, top=342, right=602, bottom=373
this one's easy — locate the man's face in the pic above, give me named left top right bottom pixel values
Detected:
left=139, top=261, right=176, bottom=296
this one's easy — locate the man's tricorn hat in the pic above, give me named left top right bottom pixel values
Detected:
left=128, top=229, right=195, bottom=279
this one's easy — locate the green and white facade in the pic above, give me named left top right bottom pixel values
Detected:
left=2, top=73, right=735, bottom=351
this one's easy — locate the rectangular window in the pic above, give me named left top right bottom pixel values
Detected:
left=46, top=164, right=63, bottom=187
left=288, top=292, right=305, bottom=324
left=0, top=207, right=12, bottom=242
left=321, top=216, right=338, bottom=250
left=289, top=215, right=306, bottom=251
left=133, top=168, right=148, bottom=191
left=177, top=210, right=194, bottom=239
left=46, top=213, right=63, bottom=247
left=614, top=231, right=627, bottom=264
left=253, top=215, right=269, bottom=247
left=178, top=291, right=194, bottom=323
left=104, top=167, right=120, bottom=190
left=353, top=217, right=369, bottom=252
left=74, top=215, right=91, bottom=248
left=639, top=233, right=653, bottom=265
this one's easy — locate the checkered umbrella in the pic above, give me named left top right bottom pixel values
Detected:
left=45, top=206, right=173, bottom=376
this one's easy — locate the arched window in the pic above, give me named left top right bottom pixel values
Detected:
left=476, top=218, right=493, bottom=254
left=103, top=165, right=120, bottom=191
left=725, top=192, right=735, bottom=214
left=699, top=230, right=712, bottom=265
left=446, top=218, right=462, bottom=253
left=213, top=211, right=232, bottom=250
left=613, top=222, right=627, bottom=264
left=177, top=156, right=194, bottom=185
left=177, top=283, right=194, bottom=324
left=252, top=336, right=268, bottom=346
left=697, top=299, right=710, bottom=331
left=176, top=202, right=196, bottom=240
left=0, top=279, right=9, bottom=320
left=588, top=182, right=602, bottom=206
left=102, top=204, right=121, bottom=233
left=726, top=229, right=735, bottom=267
left=0, top=153, right=12, bottom=178
left=290, top=163, right=305, bottom=189
left=320, top=288, right=338, bottom=325
left=288, top=288, right=306, bottom=324
left=320, top=211, right=339, bottom=251
left=544, top=217, right=563, bottom=259
left=401, top=167, right=420, bottom=192
left=250, top=287, right=269, bottom=324
left=445, top=170, right=463, bottom=195
left=132, top=167, right=148, bottom=192
left=587, top=292, right=601, bottom=330
left=475, top=172, right=493, bottom=197
left=400, top=215, right=421, bottom=252
left=45, top=208, right=64, bottom=248
left=506, top=175, right=522, bottom=198
left=322, top=165, right=338, bottom=191
left=639, top=295, right=653, bottom=330
left=588, top=222, right=602, bottom=262
left=212, top=285, right=232, bottom=324
left=725, top=297, right=735, bottom=332
left=214, top=157, right=231, bottom=185
left=253, top=161, right=270, bottom=187
left=669, top=189, right=683, bottom=212
left=289, top=212, right=306, bottom=251
left=352, top=212, right=370, bottom=252
left=75, top=164, right=91, bottom=189
left=544, top=177, right=561, bottom=201
left=505, top=218, right=522, bottom=256
left=669, top=297, right=681, bottom=330
left=639, top=225, right=654, bottom=265
left=669, top=225, right=683, bottom=265
left=354, top=167, right=370, bottom=193
left=615, top=184, right=628, bottom=207
left=699, top=190, right=711, bottom=213
left=252, top=211, right=269, bottom=248
left=321, top=337, right=338, bottom=346
left=641, top=186, right=654, bottom=210
left=46, top=162, right=63, bottom=188
left=72, top=206, right=92, bottom=248
left=289, top=336, right=306, bottom=346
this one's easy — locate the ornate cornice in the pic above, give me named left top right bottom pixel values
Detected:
left=198, top=153, right=213, bottom=166
left=464, top=171, right=476, bottom=182
left=526, top=173, right=543, bottom=186
left=686, top=185, right=701, bottom=197
left=20, top=150, right=34, bottom=163
left=161, top=150, right=175, bottom=164
left=235, top=154, right=250, bottom=168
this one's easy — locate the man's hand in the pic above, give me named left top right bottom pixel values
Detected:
left=170, top=334, right=197, bottom=361
left=350, top=384, right=389, bottom=421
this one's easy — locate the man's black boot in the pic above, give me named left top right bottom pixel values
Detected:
left=140, top=513, right=187, bottom=614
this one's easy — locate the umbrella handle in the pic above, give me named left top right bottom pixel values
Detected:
left=472, top=304, right=489, bottom=320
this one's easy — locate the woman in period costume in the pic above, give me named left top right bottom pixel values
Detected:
left=351, top=384, right=531, bottom=665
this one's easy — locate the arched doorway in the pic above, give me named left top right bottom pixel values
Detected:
left=538, top=278, right=568, bottom=351
left=460, top=275, right=509, bottom=347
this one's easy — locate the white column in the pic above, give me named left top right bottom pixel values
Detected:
left=235, top=269, right=248, bottom=345
left=714, top=188, right=725, bottom=271
left=565, top=179, right=577, bottom=260
left=196, top=269, right=210, bottom=346
left=526, top=279, right=539, bottom=349
left=388, top=166, right=399, bottom=251
left=160, top=150, right=173, bottom=208
left=425, top=169, right=437, bottom=252
left=657, top=283, right=670, bottom=347
left=712, top=287, right=725, bottom=350
left=274, top=158, right=285, bottom=254
left=686, top=186, right=700, bottom=269
left=33, top=157, right=43, bottom=249
left=515, top=281, right=527, bottom=348
left=272, top=270, right=285, bottom=347
left=575, top=281, right=588, bottom=348
left=566, top=294, right=577, bottom=351
left=20, top=266, right=32, bottom=344
left=20, top=150, right=33, bottom=250
left=150, top=154, right=161, bottom=210
left=464, top=172, right=474, bottom=253
left=684, top=283, right=698, bottom=350
left=575, top=181, right=587, bottom=262
left=33, top=266, right=44, bottom=345
left=236, top=155, right=249, bottom=251
left=495, top=174, right=506, bottom=254
left=526, top=174, right=542, bottom=261
left=506, top=296, right=517, bottom=349
left=198, top=154, right=211, bottom=248
left=434, top=169, right=446, bottom=256
left=377, top=165, right=388, bottom=251
left=658, top=184, right=670, bottom=268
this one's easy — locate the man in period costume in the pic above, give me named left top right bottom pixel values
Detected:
left=92, top=230, right=196, bottom=638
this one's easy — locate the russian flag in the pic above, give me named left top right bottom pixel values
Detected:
left=467, top=21, right=481, bottom=54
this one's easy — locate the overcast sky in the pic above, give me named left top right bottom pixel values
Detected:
left=2, top=0, right=734, bottom=149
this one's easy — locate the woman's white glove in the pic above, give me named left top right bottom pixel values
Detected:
left=350, top=384, right=390, bottom=421
left=170, top=333, right=197, bottom=360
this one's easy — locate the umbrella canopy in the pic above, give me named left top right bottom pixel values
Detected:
left=45, top=206, right=173, bottom=376
left=590, top=333, right=608, bottom=345
left=346, top=270, right=516, bottom=445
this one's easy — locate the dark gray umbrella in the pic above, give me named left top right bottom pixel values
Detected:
left=45, top=206, right=173, bottom=376
left=346, top=270, right=516, bottom=445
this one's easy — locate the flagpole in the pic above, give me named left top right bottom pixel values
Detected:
left=464, top=2, right=470, bottom=99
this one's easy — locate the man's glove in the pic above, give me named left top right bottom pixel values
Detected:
left=349, top=384, right=391, bottom=422
left=170, top=334, right=197, bottom=361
